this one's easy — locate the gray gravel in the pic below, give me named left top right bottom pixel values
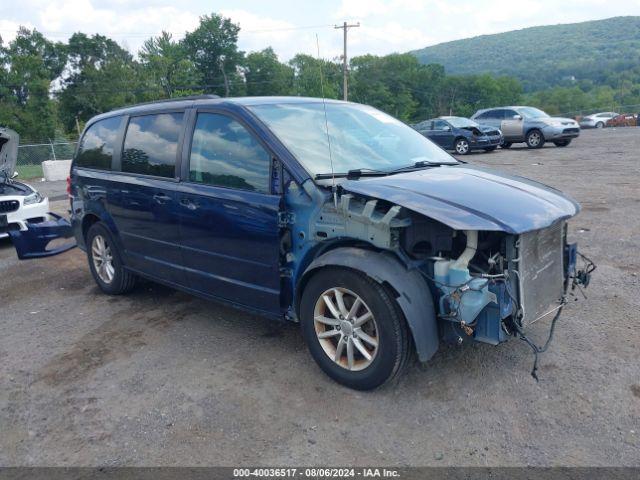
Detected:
left=1, top=128, right=639, bottom=466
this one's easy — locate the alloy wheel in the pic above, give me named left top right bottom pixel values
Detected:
left=455, top=139, right=470, bottom=155
left=528, top=131, right=541, bottom=147
left=91, top=234, right=115, bottom=284
left=313, top=287, right=379, bottom=371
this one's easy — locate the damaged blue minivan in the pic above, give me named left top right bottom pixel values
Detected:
left=8, top=96, right=593, bottom=390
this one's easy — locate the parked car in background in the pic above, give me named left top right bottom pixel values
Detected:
left=579, top=112, right=618, bottom=129
left=471, top=106, right=580, bottom=149
left=412, top=116, right=503, bottom=155
left=606, top=113, right=638, bottom=128
left=0, top=128, right=53, bottom=241
left=7, top=97, right=593, bottom=390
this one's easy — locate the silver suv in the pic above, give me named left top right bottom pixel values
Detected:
left=471, top=106, right=580, bottom=149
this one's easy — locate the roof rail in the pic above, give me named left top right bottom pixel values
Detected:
left=122, top=94, right=221, bottom=109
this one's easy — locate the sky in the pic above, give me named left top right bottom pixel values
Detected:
left=2, top=0, right=640, bottom=61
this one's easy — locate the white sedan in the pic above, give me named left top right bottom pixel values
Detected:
left=0, top=178, right=51, bottom=238
left=579, top=112, right=618, bottom=129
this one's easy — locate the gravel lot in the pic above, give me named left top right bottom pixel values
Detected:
left=1, top=128, right=638, bottom=467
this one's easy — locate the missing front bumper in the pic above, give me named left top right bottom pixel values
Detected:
left=7, top=212, right=76, bottom=259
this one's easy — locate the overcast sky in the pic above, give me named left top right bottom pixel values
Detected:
left=2, top=0, right=640, bottom=61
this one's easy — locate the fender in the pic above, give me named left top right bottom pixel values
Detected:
left=299, top=247, right=439, bottom=362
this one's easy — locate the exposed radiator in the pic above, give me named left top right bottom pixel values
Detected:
left=518, top=222, right=565, bottom=325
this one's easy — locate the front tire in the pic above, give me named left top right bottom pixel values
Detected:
left=554, top=139, right=571, bottom=147
left=86, top=222, right=136, bottom=295
left=526, top=129, right=545, bottom=149
left=500, top=141, right=512, bottom=149
left=596, top=121, right=604, bottom=129
left=454, top=138, right=471, bottom=155
left=300, top=267, right=410, bottom=390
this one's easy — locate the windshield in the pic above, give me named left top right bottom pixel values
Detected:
left=445, top=117, right=479, bottom=128
left=248, top=102, right=458, bottom=176
left=516, top=107, right=550, bottom=119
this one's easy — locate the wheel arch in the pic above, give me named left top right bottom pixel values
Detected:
left=525, top=126, right=545, bottom=139
left=296, top=247, right=439, bottom=362
left=78, top=209, right=125, bottom=258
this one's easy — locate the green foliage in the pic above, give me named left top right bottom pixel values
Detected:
left=245, top=48, right=294, bottom=96
left=0, top=27, right=66, bottom=139
left=289, top=54, right=342, bottom=99
left=412, top=16, right=640, bottom=92
left=57, top=33, right=141, bottom=131
left=182, top=13, right=245, bottom=96
left=139, top=31, right=202, bottom=99
left=4, top=13, right=640, bottom=142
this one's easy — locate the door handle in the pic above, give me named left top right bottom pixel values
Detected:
left=180, top=198, right=199, bottom=211
left=153, top=193, right=172, bottom=204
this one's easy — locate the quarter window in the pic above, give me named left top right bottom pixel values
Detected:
left=122, top=113, right=183, bottom=178
left=76, top=117, right=121, bottom=170
left=188, top=113, right=271, bottom=194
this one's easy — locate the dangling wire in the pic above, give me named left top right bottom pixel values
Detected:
left=315, top=34, right=338, bottom=209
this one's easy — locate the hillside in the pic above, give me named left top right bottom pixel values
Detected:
left=411, top=16, right=640, bottom=91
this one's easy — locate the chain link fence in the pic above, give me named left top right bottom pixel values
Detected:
left=16, top=140, right=78, bottom=179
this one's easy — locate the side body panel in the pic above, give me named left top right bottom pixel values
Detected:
left=176, top=182, right=282, bottom=314
left=301, top=247, right=439, bottom=362
left=175, top=106, right=283, bottom=315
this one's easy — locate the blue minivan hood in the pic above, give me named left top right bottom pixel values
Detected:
left=341, top=165, right=580, bottom=234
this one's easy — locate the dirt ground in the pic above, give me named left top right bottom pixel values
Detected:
left=1, top=128, right=638, bottom=467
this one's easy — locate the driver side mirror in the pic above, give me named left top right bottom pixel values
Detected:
left=11, top=171, right=18, bottom=179
left=513, top=114, right=523, bottom=120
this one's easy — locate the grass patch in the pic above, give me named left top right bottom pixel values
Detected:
left=16, top=164, right=43, bottom=180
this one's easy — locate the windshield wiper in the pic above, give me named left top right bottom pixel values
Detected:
left=387, top=160, right=460, bottom=174
left=315, top=168, right=390, bottom=180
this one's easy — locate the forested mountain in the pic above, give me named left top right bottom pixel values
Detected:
left=411, top=16, right=640, bottom=92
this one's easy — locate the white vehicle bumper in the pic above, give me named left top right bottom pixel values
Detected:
left=0, top=196, right=51, bottom=238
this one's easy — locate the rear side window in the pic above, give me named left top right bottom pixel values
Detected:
left=433, top=120, right=449, bottom=131
left=476, top=110, right=496, bottom=120
left=76, top=117, right=121, bottom=169
left=188, top=113, right=271, bottom=194
left=122, top=113, right=183, bottom=178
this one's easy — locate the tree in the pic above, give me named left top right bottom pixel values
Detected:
left=289, top=54, right=341, bottom=99
left=139, top=31, right=202, bottom=98
left=57, top=33, right=141, bottom=131
left=0, top=27, right=66, bottom=139
left=350, top=54, right=422, bottom=121
left=244, top=48, right=293, bottom=96
left=182, top=14, right=244, bottom=96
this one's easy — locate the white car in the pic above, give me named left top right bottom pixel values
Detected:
left=579, top=112, right=618, bottom=129
left=1, top=128, right=51, bottom=238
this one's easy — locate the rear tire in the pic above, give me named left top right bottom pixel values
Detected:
left=554, top=140, right=571, bottom=147
left=86, top=222, right=136, bottom=295
left=596, top=122, right=604, bottom=129
left=300, top=267, right=411, bottom=390
left=526, top=129, right=545, bottom=149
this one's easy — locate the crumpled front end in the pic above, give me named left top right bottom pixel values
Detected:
left=426, top=222, right=593, bottom=378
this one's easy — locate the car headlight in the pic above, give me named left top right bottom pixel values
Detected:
left=23, top=191, right=44, bottom=205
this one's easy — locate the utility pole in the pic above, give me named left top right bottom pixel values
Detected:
left=335, top=21, right=360, bottom=101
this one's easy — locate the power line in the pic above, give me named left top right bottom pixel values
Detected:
left=0, top=24, right=335, bottom=38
